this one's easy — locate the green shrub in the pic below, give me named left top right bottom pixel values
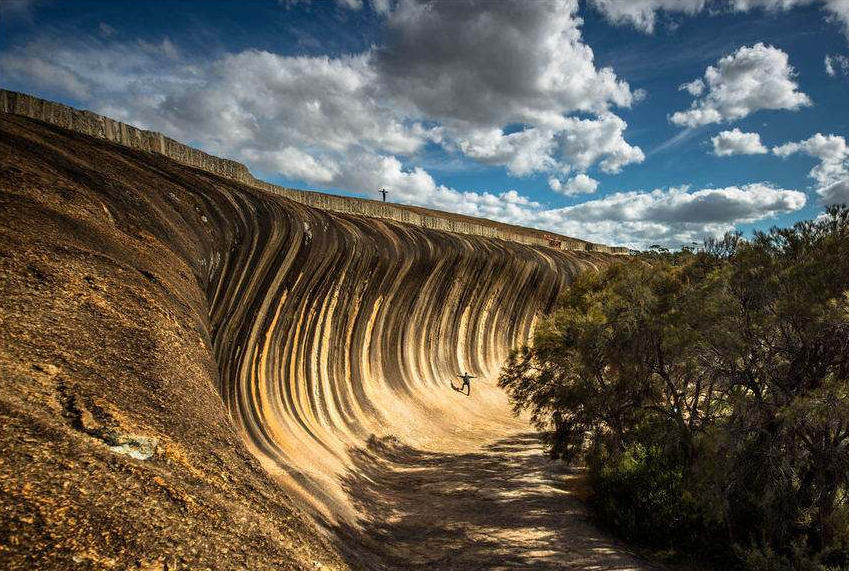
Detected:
left=590, top=441, right=687, bottom=544
left=739, top=541, right=849, bottom=571
left=586, top=416, right=728, bottom=557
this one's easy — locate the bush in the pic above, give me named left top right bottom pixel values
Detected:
left=591, top=440, right=688, bottom=545
left=739, top=541, right=849, bottom=571
left=587, top=414, right=728, bottom=557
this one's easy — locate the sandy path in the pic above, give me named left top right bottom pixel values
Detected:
left=332, top=432, right=657, bottom=570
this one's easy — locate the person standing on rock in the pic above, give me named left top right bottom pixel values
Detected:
left=452, top=372, right=476, bottom=396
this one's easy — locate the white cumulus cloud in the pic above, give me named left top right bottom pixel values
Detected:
left=549, top=173, right=600, bottom=196
left=825, top=53, right=849, bottom=76
left=679, top=79, right=705, bottom=97
left=335, top=159, right=805, bottom=248
left=241, top=147, right=340, bottom=184
left=773, top=133, right=849, bottom=203
left=455, top=127, right=558, bottom=177
left=377, top=0, right=636, bottom=125
left=589, top=0, right=708, bottom=33
left=534, top=183, right=806, bottom=248
left=711, top=128, right=769, bottom=156
left=556, top=183, right=804, bottom=224
left=374, top=0, right=643, bottom=176
left=590, top=0, right=849, bottom=42
left=453, top=112, right=644, bottom=177
left=670, top=43, right=811, bottom=127
left=731, top=1, right=849, bottom=42
left=560, top=113, right=645, bottom=174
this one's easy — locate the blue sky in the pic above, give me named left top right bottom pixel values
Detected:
left=2, top=0, right=848, bottom=248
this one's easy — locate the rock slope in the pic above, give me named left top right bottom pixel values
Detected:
left=0, top=113, right=619, bottom=569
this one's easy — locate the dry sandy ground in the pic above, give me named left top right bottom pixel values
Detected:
left=333, top=430, right=656, bottom=571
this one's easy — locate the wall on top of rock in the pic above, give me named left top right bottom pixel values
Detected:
left=0, top=89, right=628, bottom=255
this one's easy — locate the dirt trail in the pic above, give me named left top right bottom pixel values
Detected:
left=333, top=431, right=654, bottom=571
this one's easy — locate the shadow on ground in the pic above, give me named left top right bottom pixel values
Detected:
left=330, top=433, right=654, bottom=571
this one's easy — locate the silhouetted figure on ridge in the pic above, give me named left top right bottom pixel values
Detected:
left=451, top=372, right=476, bottom=396
left=380, top=188, right=388, bottom=202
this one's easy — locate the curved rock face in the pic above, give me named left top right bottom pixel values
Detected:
left=0, top=115, right=610, bottom=568
left=207, top=197, right=606, bottom=519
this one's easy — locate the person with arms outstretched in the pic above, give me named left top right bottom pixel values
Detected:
left=451, top=372, right=476, bottom=396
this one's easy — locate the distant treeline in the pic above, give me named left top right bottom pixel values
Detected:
left=500, top=206, right=849, bottom=569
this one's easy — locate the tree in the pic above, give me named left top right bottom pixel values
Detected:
left=499, top=207, right=849, bottom=566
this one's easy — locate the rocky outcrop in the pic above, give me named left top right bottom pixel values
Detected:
left=0, top=112, right=612, bottom=569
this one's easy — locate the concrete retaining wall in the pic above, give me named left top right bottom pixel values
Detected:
left=0, top=89, right=628, bottom=254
